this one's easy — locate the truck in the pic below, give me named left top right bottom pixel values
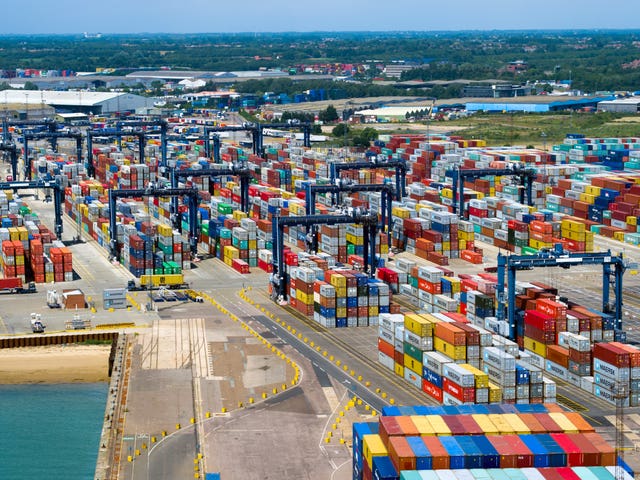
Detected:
left=30, top=313, right=46, bottom=333
left=0, top=277, right=37, bottom=294
left=126, top=274, right=189, bottom=291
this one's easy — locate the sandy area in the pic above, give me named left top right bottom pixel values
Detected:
left=0, top=345, right=111, bottom=384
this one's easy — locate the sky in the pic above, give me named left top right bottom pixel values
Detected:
left=3, top=0, right=640, bottom=34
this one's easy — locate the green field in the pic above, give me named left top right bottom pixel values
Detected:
left=441, top=112, right=640, bottom=147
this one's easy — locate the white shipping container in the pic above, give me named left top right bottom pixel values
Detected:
left=545, top=360, right=568, bottom=380
left=378, top=351, right=395, bottom=370
left=378, top=326, right=394, bottom=345
left=482, top=347, right=516, bottom=371
left=593, top=358, right=630, bottom=382
left=423, top=351, right=453, bottom=376
left=443, top=363, right=475, bottom=388
left=483, top=363, right=516, bottom=387
left=404, top=367, right=422, bottom=389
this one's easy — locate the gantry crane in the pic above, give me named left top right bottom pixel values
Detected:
left=304, top=180, right=394, bottom=246
left=496, top=243, right=629, bottom=340
left=115, top=119, right=168, bottom=167
left=446, top=164, right=537, bottom=217
left=86, top=127, right=148, bottom=177
left=0, top=140, right=19, bottom=181
left=329, top=157, right=407, bottom=199
left=204, top=125, right=260, bottom=156
left=108, top=186, right=200, bottom=261
left=0, top=178, right=64, bottom=237
left=202, top=130, right=221, bottom=163
left=170, top=163, right=251, bottom=217
left=22, top=130, right=83, bottom=180
left=270, top=210, right=379, bottom=301
left=255, top=122, right=312, bottom=153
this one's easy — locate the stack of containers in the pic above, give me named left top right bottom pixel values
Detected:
left=592, top=342, right=632, bottom=406
left=1, top=240, right=25, bottom=283
left=378, top=313, right=405, bottom=375
left=482, top=346, right=517, bottom=403
left=353, top=404, right=620, bottom=480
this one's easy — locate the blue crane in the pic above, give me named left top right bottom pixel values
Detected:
left=0, top=140, right=18, bottom=181
left=115, top=119, right=168, bottom=168
left=496, top=243, right=630, bottom=340
left=108, top=186, right=200, bottom=261
left=445, top=164, right=536, bottom=217
left=329, top=157, right=407, bottom=199
left=170, top=164, right=251, bottom=217
left=86, top=128, right=148, bottom=177
left=304, top=180, right=394, bottom=247
left=270, top=210, right=379, bottom=301
left=22, top=130, right=83, bottom=180
left=0, top=178, right=64, bottom=237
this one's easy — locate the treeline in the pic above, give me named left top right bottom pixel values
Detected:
left=3, top=31, right=640, bottom=92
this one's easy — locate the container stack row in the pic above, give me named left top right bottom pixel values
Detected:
left=377, top=312, right=555, bottom=405
left=353, top=404, right=625, bottom=480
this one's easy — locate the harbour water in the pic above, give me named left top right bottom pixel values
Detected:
left=0, top=383, right=108, bottom=480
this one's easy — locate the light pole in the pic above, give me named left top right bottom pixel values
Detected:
left=541, top=131, right=547, bottom=151
left=426, top=98, right=436, bottom=162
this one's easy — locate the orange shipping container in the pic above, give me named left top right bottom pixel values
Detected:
left=546, top=345, right=570, bottom=368
left=435, top=322, right=466, bottom=346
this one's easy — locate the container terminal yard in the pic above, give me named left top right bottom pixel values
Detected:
left=3, top=112, right=640, bottom=480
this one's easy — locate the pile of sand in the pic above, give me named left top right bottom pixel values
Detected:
left=0, top=344, right=111, bottom=384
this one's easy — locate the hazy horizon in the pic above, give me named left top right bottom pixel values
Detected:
left=4, top=0, right=640, bottom=35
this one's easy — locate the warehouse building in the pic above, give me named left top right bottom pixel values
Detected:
left=462, top=84, right=533, bottom=98
left=465, top=95, right=615, bottom=113
left=0, top=90, right=156, bottom=116
left=597, top=97, right=640, bottom=114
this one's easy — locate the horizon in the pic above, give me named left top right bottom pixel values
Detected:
left=4, top=1, right=640, bottom=35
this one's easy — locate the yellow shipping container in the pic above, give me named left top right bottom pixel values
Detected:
left=296, top=290, right=313, bottom=305
left=471, top=414, right=499, bottom=435
left=425, top=415, right=451, bottom=436
left=45, top=272, right=54, bottom=283
left=157, top=224, right=172, bottom=236
left=404, top=354, right=423, bottom=376
left=561, top=228, right=586, bottom=241
left=443, top=276, right=461, bottom=294
left=628, top=216, right=638, bottom=226
left=459, top=364, right=489, bottom=388
left=329, top=273, right=346, bottom=287
left=523, top=336, right=547, bottom=357
left=15, top=255, right=24, bottom=266
left=391, top=207, right=411, bottom=219
left=248, top=240, right=257, bottom=250
left=394, top=363, right=404, bottom=377
left=440, top=188, right=453, bottom=199
left=585, top=185, right=601, bottom=196
left=434, top=337, right=466, bottom=360
left=362, top=434, right=387, bottom=470
left=458, top=231, right=473, bottom=241
left=369, top=306, right=379, bottom=316
left=561, top=219, right=586, bottom=233
left=224, top=246, right=239, bottom=259
left=410, top=415, right=435, bottom=436
left=8, top=227, right=18, bottom=240
left=335, top=287, right=347, bottom=297
left=233, top=210, right=247, bottom=221
left=579, top=193, right=595, bottom=204
left=488, top=382, right=502, bottom=403
left=548, top=412, right=579, bottom=433
left=404, top=313, right=434, bottom=337
left=336, top=307, right=347, bottom=318
left=442, top=241, right=450, bottom=251
left=488, top=414, right=515, bottom=434
left=503, top=413, right=530, bottom=434
left=139, top=274, right=185, bottom=288
left=614, top=231, right=625, bottom=242
left=529, top=239, right=553, bottom=250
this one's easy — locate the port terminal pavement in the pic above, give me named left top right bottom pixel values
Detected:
left=6, top=190, right=640, bottom=477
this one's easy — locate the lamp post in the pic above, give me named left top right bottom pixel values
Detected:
left=426, top=98, right=436, bottom=163
left=541, top=131, right=547, bottom=151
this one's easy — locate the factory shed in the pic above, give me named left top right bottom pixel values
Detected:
left=465, top=95, right=614, bottom=113
left=0, top=90, right=155, bottom=115
left=597, top=97, right=640, bottom=113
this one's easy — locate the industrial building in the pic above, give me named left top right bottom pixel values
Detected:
left=0, top=90, right=156, bottom=116
left=462, top=83, right=533, bottom=98
left=465, top=95, right=615, bottom=113
left=597, top=97, right=640, bottom=114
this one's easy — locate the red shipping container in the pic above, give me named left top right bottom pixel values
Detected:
left=610, top=342, right=640, bottom=367
left=435, top=322, right=466, bottom=346
left=377, top=338, right=394, bottom=358
left=546, top=345, right=570, bottom=368
left=536, top=298, right=567, bottom=320
left=378, top=416, right=403, bottom=446
left=388, top=436, right=416, bottom=472
left=441, top=414, right=467, bottom=435
left=421, top=437, right=449, bottom=469
left=487, top=435, right=532, bottom=468
left=525, top=310, right=556, bottom=331
left=593, top=342, right=630, bottom=368
left=442, top=377, right=475, bottom=403
left=418, top=278, right=441, bottom=294
left=532, top=414, right=563, bottom=433
left=421, top=378, right=443, bottom=403
left=550, top=433, right=584, bottom=466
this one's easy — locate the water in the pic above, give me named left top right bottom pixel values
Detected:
left=0, top=383, right=108, bottom=480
